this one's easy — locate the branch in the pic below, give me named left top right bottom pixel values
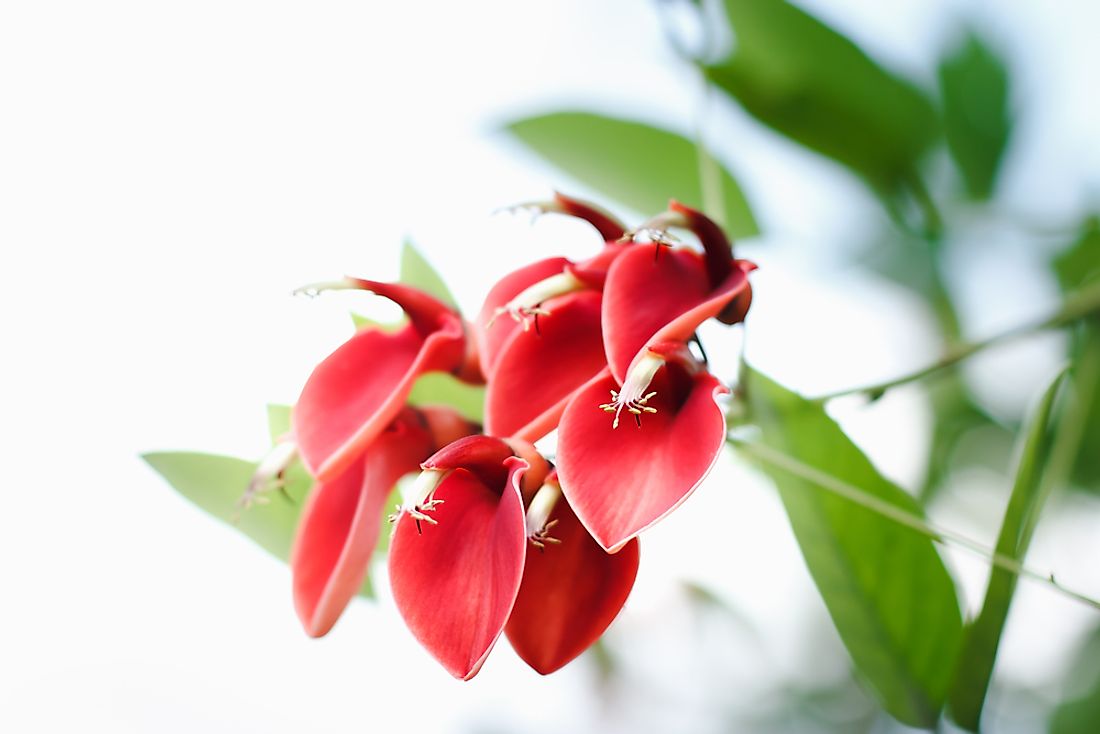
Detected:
left=728, top=436, right=1100, bottom=612
left=814, top=280, right=1100, bottom=403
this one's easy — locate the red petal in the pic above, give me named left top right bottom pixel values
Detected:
left=294, top=291, right=465, bottom=482
left=566, top=241, right=629, bottom=289
left=505, top=501, right=639, bottom=674
left=553, top=192, right=626, bottom=242
left=475, top=257, right=571, bottom=377
left=290, top=411, right=433, bottom=637
left=485, top=290, right=607, bottom=443
left=668, top=200, right=734, bottom=290
left=421, top=434, right=515, bottom=490
left=601, top=245, right=712, bottom=384
left=645, top=265, right=751, bottom=347
left=602, top=246, right=752, bottom=383
left=389, top=458, right=529, bottom=679
left=556, top=368, right=729, bottom=551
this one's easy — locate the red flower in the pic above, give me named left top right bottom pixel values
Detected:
left=290, top=406, right=475, bottom=637
left=505, top=471, right=639, bottom=674
left=388, top=435, right=549, bottom=679
left=292, top=279, right=479, bottom=482
left=474, top=193, right=629, bottom=441
left=601, top=202, right=755, bottom=383
left=556, top=204, right=755, bottom=552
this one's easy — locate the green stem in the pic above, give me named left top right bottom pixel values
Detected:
left=1020, top=329, right=1100, bottom=543
left=728, top=436, right=1100, bottom=612
left=814, top=280, right=1100, bottom=403
left=694, top=79, right=725, bottom=227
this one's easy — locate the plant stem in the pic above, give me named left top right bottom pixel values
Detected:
left=1020, top=329, right=1100, bottom=543
left=694, top=78, right=726, bottom=227
left=814, top=280, right=1100, bottom=403
left=728, top=436, right=1100, bottom=612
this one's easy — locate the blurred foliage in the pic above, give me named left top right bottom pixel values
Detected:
left=505, top=111, right=759, bottom=237
left=938, top=31, right=1013, bottom=200
left=1050, top=624, right=1100, bottom=733
left=143, top=450, right=308, bottom=562
left=146, top=406, right=377, bottom=598
left=948, top=368, right=1069, bottom=730
left=704, top=0, right=938, bottom=209
left=918, top=376, right=1010, bottom=503
left=742, top=368, right=962, bottom=728
left=1051, top=218, right=1100, bottom=492
left=400, top=240, right=460, bottom=311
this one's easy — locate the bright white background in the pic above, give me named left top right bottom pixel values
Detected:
left=2, top=1, right=1099, bottom=732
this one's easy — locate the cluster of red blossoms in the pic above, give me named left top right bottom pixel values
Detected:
left=285, top=194, right=755, bottom=679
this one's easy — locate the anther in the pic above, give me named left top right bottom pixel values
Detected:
left=237, top=440, right=298, bottom=520
left=525, top=480, right=564, bottom=551
left=598, top=351, right=665, bottom=428
left=392, top=469, right=448, bottom=533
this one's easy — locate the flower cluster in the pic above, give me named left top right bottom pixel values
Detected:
left=286, top=194, right=755, bottom=679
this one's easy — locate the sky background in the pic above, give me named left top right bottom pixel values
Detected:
left=2, top=1, right=1099, bottom=732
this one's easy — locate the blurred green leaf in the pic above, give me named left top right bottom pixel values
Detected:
left=350, top=312, right=399, bottom=332
left=742, top=368, right=962, bottom=727
left=938, top=31, right=1012, bottom=199
left=1050, top=624, right=1100, bottom=734
left=505, top=111, right=759, bottom=238
left=267, top=403, right=292, bottom=444
left=400, top=241, right=459, bottom=311
left=407, top=372, right=485, bottom=424
left=948, top=367, right=1069, bottom=730
left=143, top=452, right=306, bottom=562
left=146, top=410, right=378, bottom=598
left=1053, top=218, right=1100, bottom=292
left=919, top=377, right=1009, bottom=503
left=704, top=0, right=938, bottom=199
left=1051, top=219, right=1100, bottom=491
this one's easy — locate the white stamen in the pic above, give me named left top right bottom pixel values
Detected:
left=599, top=351, right=665, bottom=428
left=488, top=271, right=585, bottom=330
left=525, top=481, right=563, bottom=549
left=389, top=468, right=449, bottom=527
left=237, top=440, right=298, bottom=519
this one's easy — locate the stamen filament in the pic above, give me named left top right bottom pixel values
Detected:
left=599, top=352, right=665, bottom=428
left=525, top=480, right=564, bottom=550
left=389, top=468, right=449, bottom=531
left=488, top=270, right=586, bottom=331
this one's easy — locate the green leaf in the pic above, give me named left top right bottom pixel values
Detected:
left=407, top=372, right=485, bottom=424
left=400, top=241, right=459, bottom=311
left=1052, top=217, right=1100, bottom=294
left=948, top=367, right=1070, bottom=730
left=143, top=452, right=306, bottom=562
left=704, top=0, right=938, bottom=198
left=505, top=111, right=759, bottom=239
left=1050, top=624, right=1100, bottom=734
left=144, top=448, right=374, bottom=598
left=741, top=368, right=963, bottom=727
left=267, top=403, right=292, bottom=444
left=1051, top=219, right=1100, bottom=491
left=938, top=31, right=1012, bottom=199
left=350, top=312, right=400, bottom=332
left=919, top=377, right=1010, bottom=503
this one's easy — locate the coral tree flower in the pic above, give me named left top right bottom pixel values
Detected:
left=476, top=193, right=629, bottom=441
left=292, top=279, right=479, bottom=483
left=505, top=471, right=639, bottom=674
left=557, top=203, right=756, bottom=552
left=290, top=406, right=476, bottom=637
left=388, top=435, right=549, bottom=680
